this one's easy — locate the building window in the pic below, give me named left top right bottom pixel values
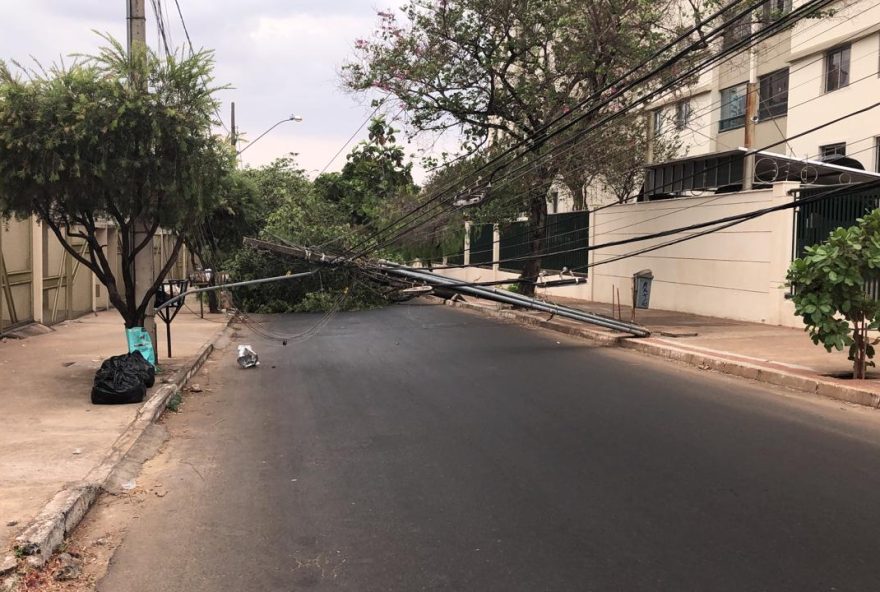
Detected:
left=653, top=109, right=665, bottom=136
left=722, top=14, right=751, bottom=49
left=719, top=83, right=747, bottom=131
left=675, top=100, right=690, bottom=130
left=820, top=143, right=846, bottom=158
left=759, top=68, right=789, bottom=120
left=825, top=45, right=851, bottom=92
left=761, top=0, right=791, bottom=24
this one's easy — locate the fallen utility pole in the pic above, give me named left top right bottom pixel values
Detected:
left=243, top=237, right=649, bottom=337
left=377, top=262, right=650, bottom=337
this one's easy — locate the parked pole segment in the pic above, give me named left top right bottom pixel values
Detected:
left=377, top=262, right=650, bottom=337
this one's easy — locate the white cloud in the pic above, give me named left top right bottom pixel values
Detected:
left=0, top=1, right=455, bottom=183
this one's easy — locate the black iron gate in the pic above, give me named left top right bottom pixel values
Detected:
left=499, top=211, right=589, bottom=274
left=794, top=185, right=880, bottom=257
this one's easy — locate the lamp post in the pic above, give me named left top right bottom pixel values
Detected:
left=237, top=114, right=304, bottom=155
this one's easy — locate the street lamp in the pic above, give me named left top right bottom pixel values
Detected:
left=236, top=114, right=303, bottom=155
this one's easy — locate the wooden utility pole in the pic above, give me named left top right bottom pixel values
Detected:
left=128, top=0, right=157, bottom=346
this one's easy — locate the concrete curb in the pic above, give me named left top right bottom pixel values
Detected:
left=10, top=317, right=235, bottom=568
left=449, top=299, right=880, bottom=410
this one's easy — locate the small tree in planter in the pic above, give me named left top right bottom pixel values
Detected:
left=787, top=209, right=880, bottom=379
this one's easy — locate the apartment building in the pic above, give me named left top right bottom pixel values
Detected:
left=787, top=0, right=880, bottom=172
left=649, top=0, right=880, bottom=182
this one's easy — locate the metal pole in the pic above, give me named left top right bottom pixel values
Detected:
left=155, top=269, right=318, bottom=312
left=166, top=320, right=172, bottom=358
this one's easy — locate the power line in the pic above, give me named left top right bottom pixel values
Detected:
left=344, top=0, right=837, bottom=262
left=317, top=100, right=385, bottom=176
left=650, top=0, right=879, bottom=140
left=427, top=97, right=880, bottom=270
left=335, top=0, right=764, bottom=260
left=172, top=0, right=194, bottom=54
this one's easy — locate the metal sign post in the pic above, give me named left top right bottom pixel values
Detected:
left=155, top=279, right=189, bottom=359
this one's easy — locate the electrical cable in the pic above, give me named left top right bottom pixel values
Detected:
left=428, top=94, right=880, bottom=272
left=650, top=0, right=879, bottom=141
left=335, top=0, right=766, bottom=260
left=343, top=0, right=838, bottom=262
left=317, top=100, right=385, bottom=176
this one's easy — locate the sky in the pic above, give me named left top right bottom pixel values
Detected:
left=0, top=0, right=448, bottom=182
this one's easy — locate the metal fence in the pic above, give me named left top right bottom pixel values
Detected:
left=794, top=185, right=880, bottom=257
left=499, top=211, right=589, bottom=274
left=794, top=185, right=880, bottom=300
left=469, top=223, right=494, bottom=267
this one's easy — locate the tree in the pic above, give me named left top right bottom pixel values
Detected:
left=320, top=117, right=417, bottom=228
left=562, top=112, right=683, bottom=209
left=787, top=209, right=880, bottom=379
left=343, top=0, right=693, bottom=294
left=261, top=158, right=350, bottom=247
left=0, top=39, right=232, bottom=328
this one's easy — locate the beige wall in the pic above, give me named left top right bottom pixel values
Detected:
left=0, top=217, right=190, bottom=334
left=0, top=217, right=34, bottom=331
left=434, top=183, right=801, bottom=327
left=589, top=183, right=799, bottom=326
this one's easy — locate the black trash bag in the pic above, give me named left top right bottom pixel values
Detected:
left=91, top=352, right=153, bottom=405
left=127, top=350, right=156, bottom=388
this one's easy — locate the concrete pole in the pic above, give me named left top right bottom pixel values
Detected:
left=126, top=0, right=146, bottom=53
left=230, top=102, right=237, bottom=149
left=128, top=0, right=157, bottom=344
left=463, top=221, right=471, bottom=267
left=743, top=18, right=759, bottom=191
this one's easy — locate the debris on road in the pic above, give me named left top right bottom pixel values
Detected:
left=53, top=553, right=82, bottom=581
left=237, top=345, right=259, bottom=369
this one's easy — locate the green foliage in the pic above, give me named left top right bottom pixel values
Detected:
left=344, top=0, right=678, bottom=147
left=166, top=390, right=183, bottom=413
left=292, top=285, right=386, bottom=313
left=223, top=248, right=386, bottom=314
left=223, top=248, right=312, bottom=313
left=330, top=118, right=417, bottom=226
left=787, top=209, right=880, bottom=378
left=343, top=0, right=698, bottom=290
left=0, top=37, right=232, bottom=327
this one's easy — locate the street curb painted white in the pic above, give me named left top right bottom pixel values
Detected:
left=449, top=300, right=880, bottom=410
left=10, top=317, right=235, bottom=568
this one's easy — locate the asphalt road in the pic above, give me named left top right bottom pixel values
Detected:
left=98, top=301, right=880, bottom=591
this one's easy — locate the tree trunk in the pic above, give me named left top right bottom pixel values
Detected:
left=572, top=182, right=587, bottom=212
left=518, top=186, right=548, bottom=298
left=853, top=319, right=867, bottom=379
left=207, top=273, right=220, bottom=314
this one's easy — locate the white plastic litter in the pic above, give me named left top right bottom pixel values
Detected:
left=237, top=345, right=260, bottom=369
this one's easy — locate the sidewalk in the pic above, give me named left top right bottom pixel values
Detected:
left=0, top=310, right=228, bottom=553
left=451, top=295, right=880, bottom=406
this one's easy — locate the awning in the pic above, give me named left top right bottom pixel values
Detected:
left=644, top=148, right=880, bottom=198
